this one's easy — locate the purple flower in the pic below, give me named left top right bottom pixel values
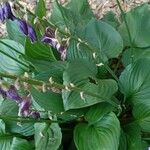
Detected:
left=41, top=36, right=57, bottom=48
left=17, top=19, right=28, bottom=35
left=6, top=85, right=22, bottom=103
left=0, top=4, right=4, bottom=22
left=0, top=2, right=15, bottom=22
left=18, top=96, right=31, bottom=117
left=30, top=111, right=40, bottom=119
left=17, top=19, right=37, bottom=42
left=41, top=28, right=67, bottom=60
left=28, top=25, right=37, bottom=42
left=42, top=35, right=67, bottom=60
left=3, top=2, right=15, bottom=20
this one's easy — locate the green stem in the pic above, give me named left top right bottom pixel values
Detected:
left=0, top=72, right=118, bottom=107
left=15, top=1, right=119, bottom=82
left=0, top=114, right=63, bottom=124
left=0, top=49, right=29, bottom=68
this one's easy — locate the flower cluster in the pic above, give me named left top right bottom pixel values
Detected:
left=0, top=2, right=15, bottom=22
left=0, top=2, right=37, bottom=42
left=41, top=28, right=67, bottom=60
left=0, top=2, right=67, bottom=60
left=0, top=84, right=40, bottom=119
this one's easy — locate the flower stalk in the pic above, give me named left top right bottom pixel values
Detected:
left=0, top=72, right=118, bottom=107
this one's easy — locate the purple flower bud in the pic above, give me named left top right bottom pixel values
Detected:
left=17, top=19, right=28, bottom=35
left=18, top=96, right=31, bottom=117
left=6, top=85, right=22, bottom=103
left=2, top=2, right=15, bottom=20
left=28, top=25, right=37, bottom=43
left=0, top=4, right=4, bottom=22
left=30, top=111, right=40, bottom=119
left=17, top=19, right=37, bottom=43
left=41, top=36, right=57, bottom=48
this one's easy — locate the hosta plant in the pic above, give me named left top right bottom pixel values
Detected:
left=0, top=0, right=150, bottom=149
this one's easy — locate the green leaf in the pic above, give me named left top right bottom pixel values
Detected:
left=27, top=59, right=56, bottom=72
left=63, top=60, right=118, bottom=110
left=0, top=39, right=26, bottom=74
left=0, top=120, right=12, bottom=150
left=67, top=39, right=93, bottom=61
left=25, top=38, right=56, bottom=62
left=85, top=103, right=114, bottom=124
left=6, top=20, right=26, bottom=46
left=76, top=18, right=123, bottom=61
left=123, top=124, right=142, bottom=150
left=31, top=88, right=64, bottom=113
left=119, top=4, right=150, bottom=47
left=102, top=11, right=120, bottom=29
left=118, top=130, right=127, bottom=150
left=50, top=0, right=93, bottom=32
left=119, top=58, right=150, bottom=132
left=11, top=137, right=33, bottom=150
left=0, top=100, right=34, bottom=136
left=50, top=1, right=75, bottom=31
left=34, top=123, right=62, bottom=150
left=66, top=0, right=93, bottom=28
left=35, top=61, right=66, bottom=84
left=122, top=47, right=150, bottom=66
left=0, top=100, right=18, bottom=116
left=35, top=0, right=46, bottom=18
left=74, top=112, right=120, bottom=150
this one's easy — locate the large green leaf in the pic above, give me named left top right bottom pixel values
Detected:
left=119, top=58, right=150, bottom=132
left=123, top=124, right=142, bottom=150
left=122, top=47, right=150, bottom=66
left=74, top=112, right=120, bottom=150
left=0, top=39, right=27, bottom=74
left=11, top=137, right=33, bottom=150
left=25, top=38, right=56, bottom=62
left=85, top=103, right=114, bottom=124
left=50, top=0, right=93, bottom=32
left=75, top=18, right=123, bottom=61
left=66, top=0, right=93, bottom=28
left=119, top=4, right=150, bottom=47
left=31, top=88, right=64, bottom=113
left=0, top=120, right=12, bottom=150
left=102, top=11, right=120, bottom=29
left=34, top=123, right=62, bottom=150
left=6, top=20, right=26, bottom=46
left=62, top=60, right=118, bottom=110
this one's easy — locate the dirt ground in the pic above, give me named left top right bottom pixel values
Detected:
left=0, top=0, right=149, bottom=37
